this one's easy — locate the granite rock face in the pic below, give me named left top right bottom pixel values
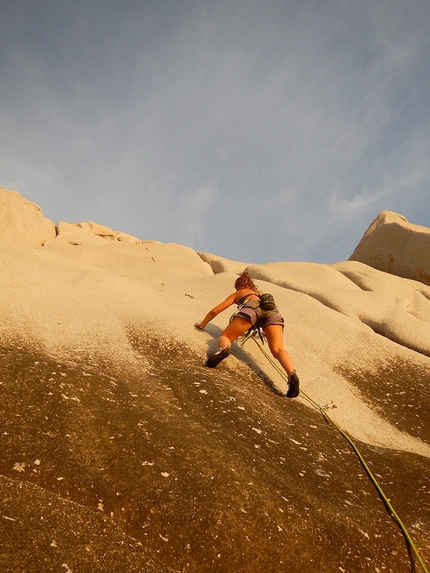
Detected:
left=1, top=187, right=429, bottom=573
left=349, top=210, right=430, bottom=286
left=0, top=186, right=56, bottom=248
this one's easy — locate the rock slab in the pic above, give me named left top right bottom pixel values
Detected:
left=349, top=210, right=430, bottom=286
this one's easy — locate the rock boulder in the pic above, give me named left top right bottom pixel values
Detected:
left=349, top=210, right=430, bottom=286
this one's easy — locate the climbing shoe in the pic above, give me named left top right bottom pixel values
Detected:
left=205, top=347, right=231, bottom=368
left=286, top=371, right=300, bottom=398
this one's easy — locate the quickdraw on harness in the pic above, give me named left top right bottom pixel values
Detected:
left=239, top=324, right=265, bottom=347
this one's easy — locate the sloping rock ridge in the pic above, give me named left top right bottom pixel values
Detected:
left=349, top=210, right=430, bottom=286
left=1, top=187, right=429, bottom=572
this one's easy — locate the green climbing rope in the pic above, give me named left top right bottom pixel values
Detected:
left=243, top=332, right=429, bottom=573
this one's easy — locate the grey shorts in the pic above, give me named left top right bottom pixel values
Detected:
left=235, top=305, right=285, bottom=330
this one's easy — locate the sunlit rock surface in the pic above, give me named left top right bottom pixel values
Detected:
left=349, top=210, right=430, bottom=286
left=0, top=186, right=56, bottom=248
left=1, top=187, right=429, bottom=572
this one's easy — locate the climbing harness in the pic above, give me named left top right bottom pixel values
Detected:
left=241, top=329, right=429, bottom=573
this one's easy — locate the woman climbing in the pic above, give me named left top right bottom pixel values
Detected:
left=194, top=271, right=300, bottom=398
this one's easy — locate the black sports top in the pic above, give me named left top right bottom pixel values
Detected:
left=239, top=292, right=260, bottom=305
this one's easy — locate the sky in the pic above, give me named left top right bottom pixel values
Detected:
left=1, top=0, right=429, bottom=264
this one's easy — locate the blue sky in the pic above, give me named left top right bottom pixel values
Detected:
left=1, top=0, right=429, bottom=264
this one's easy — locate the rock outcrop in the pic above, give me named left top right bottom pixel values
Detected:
left=0, top=186, right=56, bottom=248
left=56, top=221, right=143, bottom=245
left=349, top=210, right=430, bottom=286
left=1, top=187, right=429, bottom=573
